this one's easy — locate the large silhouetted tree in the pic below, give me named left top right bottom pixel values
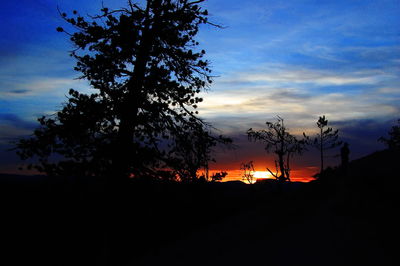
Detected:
left=16, top=0, right=224, bottom=183
left=313, top=115, right=341, bottom=174
left=247, top=117, right=307, bottom=182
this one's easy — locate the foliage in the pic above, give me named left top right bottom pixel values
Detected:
left=240, top=161, right=255, bottom=184
left=15, top=0, right=227, bottom=181
left=16, top=91, right=115, bottom=176
left=379, top=119, right=400, bottom=150
left=247, top=116, right=307, bottom=182
left=312, top=115, right=342, bottom=174
left=167, top=123, right=231, bottom=181
left=210, top=171, right=228, bottom=182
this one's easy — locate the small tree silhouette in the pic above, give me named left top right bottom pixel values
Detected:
left=240, top=161, right=255, bottom=184
left=247, top=117, right=307, bottom=182
left=379, top=119, right=400, bottom=150
left=313, top=115, right=342, bottom=174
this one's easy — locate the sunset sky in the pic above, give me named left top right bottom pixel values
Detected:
left=1, top=0, right=399, bottom=181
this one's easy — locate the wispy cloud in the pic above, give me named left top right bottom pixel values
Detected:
left=0, top=44, right=86, bottom=99
left=0, top=113, right=37, bottom=144
left=224, top=68, right=393, bottom=86
left=0, top=77, right=87, bottom=98
left=199, top=62, right=400, bottom=136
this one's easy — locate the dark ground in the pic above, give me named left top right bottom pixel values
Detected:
left=1, top=149, right=398, bottom=266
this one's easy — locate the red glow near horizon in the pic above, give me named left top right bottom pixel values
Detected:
left=209, top=167, right=317, bottom=183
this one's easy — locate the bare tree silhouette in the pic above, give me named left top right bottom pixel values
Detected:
left=247, top=117, right=307, bottom=182
left=313, top=115, right=341, bottom=175
left=240, top=161, right=255, bottom=184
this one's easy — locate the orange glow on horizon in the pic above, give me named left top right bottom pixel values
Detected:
left=208, top=167, right=317, bottom=183
left=253, top=171, right=272, bottom=179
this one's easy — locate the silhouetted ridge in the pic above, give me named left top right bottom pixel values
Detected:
left=317, top=148, right=400, bottom=188
left=348, top=149, right=400, bottom=178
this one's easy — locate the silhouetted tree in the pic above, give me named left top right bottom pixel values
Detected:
left=379, top=119, right=400, bottom=150
left=247, top=117, right=307, bottom=182
left=240, top=161, right=255, bottom=184
left=313, top=115, right=341, bottom=174
left=209, top=171, right=228, bottom=182
left=15, top=0, right=224, bottom=183
left=167, top=123, right=231, bottom=181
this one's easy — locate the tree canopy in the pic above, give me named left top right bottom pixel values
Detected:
left=16, top=0, right=229, bottom=182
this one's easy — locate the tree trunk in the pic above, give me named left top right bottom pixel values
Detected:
left=278, top=152, right=285, bottom=182
left=285, top=152, right=291, bottom=182
left=320, top=127, right=324, bottom=175
left=111, top=2, right=155, bottom=184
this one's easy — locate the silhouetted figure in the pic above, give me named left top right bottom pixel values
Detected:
left=341, top=142, right=350, bottom=172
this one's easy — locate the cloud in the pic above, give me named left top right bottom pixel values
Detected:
left=0, top=45, right=88, bottom=99
left=200, top=88, right=399, bottom=133
left=0, top=113, right=36, bottom=128
left=2, top=77, right=88, bottom=98
left=218, top=65, right=396, bottom=87
left=333, top=118, right=391, bottom=158
left=0, top=113, right=37, bottom=144
left=8, top=89, right=31, bottom=94
left=198, top=61, right=400, bottom=139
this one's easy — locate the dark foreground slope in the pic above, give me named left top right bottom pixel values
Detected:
left=1, top=149, right=398, bottom=266
left=134, top=149, right=398, bottom=266
left=1, top=174, right=284, bottom=266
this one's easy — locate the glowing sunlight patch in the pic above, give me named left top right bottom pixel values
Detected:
left=253, top=171, right=272, bottom=179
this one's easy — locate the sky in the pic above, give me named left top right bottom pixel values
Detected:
left=1, top=0, right=399, bottom=181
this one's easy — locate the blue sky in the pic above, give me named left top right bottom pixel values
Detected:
left=1, top=0, right=399, bottom=176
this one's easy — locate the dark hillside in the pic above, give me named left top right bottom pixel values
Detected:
left=133, top=150, right=398, bottom=266
left=316, top=148, right=399, bottom=207
left=0, top=174, right=281, bottom=266
left=1, top=150, right=397, bottom=266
